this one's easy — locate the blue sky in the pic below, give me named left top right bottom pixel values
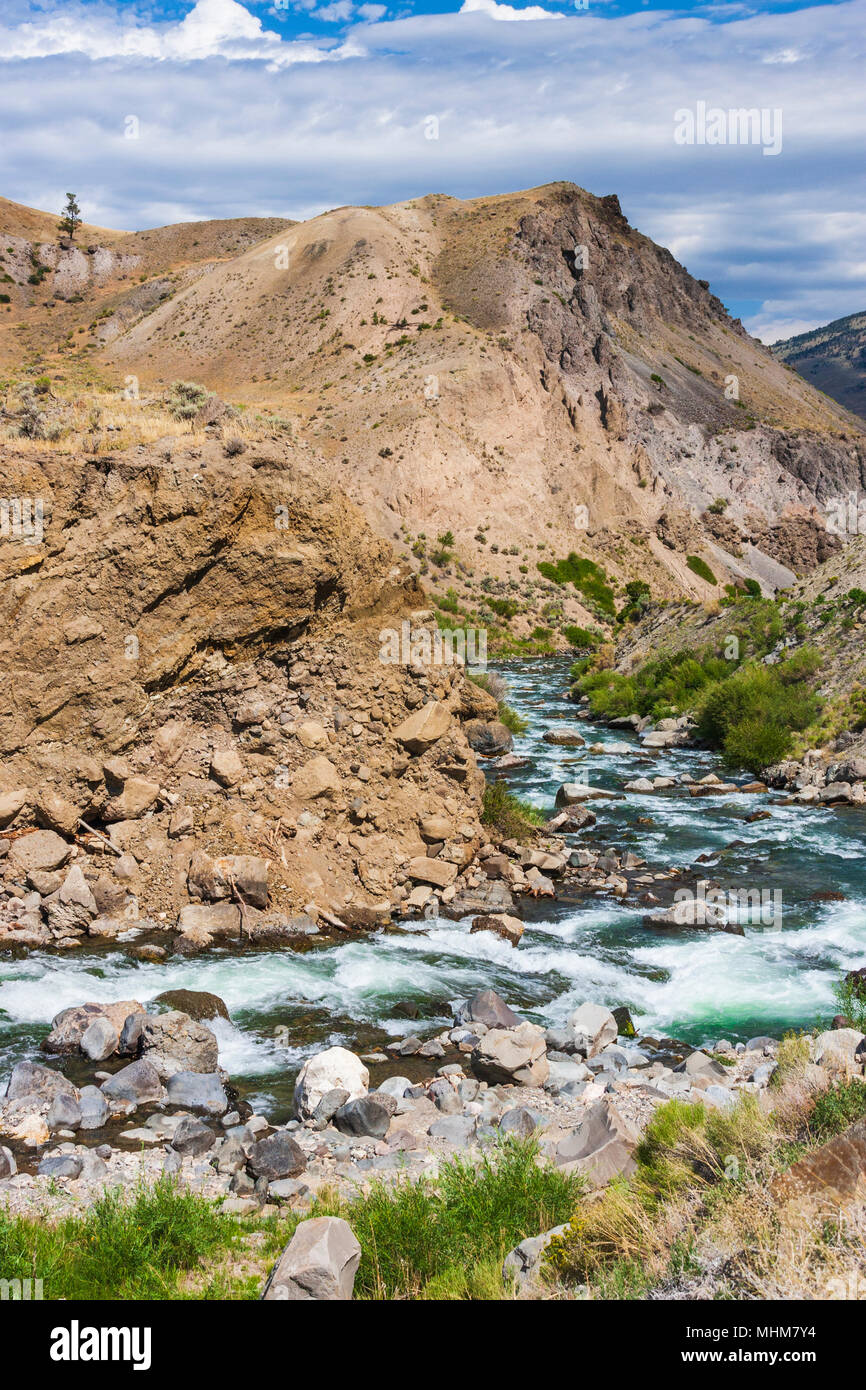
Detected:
left=0, top=0, right=863, bottom=340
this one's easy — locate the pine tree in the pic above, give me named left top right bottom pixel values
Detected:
left=58, top=193, right=82, bottom=240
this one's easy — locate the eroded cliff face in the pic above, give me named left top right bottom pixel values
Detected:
left=0, top=438, right=491, bottom=936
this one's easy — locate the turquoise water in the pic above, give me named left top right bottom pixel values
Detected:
left=2, top=656, right=865, bottom=1120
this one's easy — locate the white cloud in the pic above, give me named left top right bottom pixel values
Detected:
left=315, top=0, right=355, bottom=21
left=458, top=0, right=562, bottom=19
left=0, top=0, right=353, bottom=64
left=0, top=0, right=863, bottom=332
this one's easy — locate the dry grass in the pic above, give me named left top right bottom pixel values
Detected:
left=0, top=383, right=265, bottom=454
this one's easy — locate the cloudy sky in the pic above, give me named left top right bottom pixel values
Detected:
left=0, top=0, right=863, bottom=341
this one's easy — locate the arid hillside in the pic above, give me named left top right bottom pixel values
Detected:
left=3, top=183, right=865, bottom=635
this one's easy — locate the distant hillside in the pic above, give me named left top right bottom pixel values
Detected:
left=773, top=311, right=866, bottom=421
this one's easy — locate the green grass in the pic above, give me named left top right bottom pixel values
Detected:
left=0, top=1141, right=580, bottom=1302
left=305, top=1137, right=582, bottom=1300
left=0, top=1177, right=241, bottom=1300
left=481, top=779, right=545, bottom=841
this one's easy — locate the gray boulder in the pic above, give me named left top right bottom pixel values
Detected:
left=165, top=1070, right=227, bottom=1114
left=456, top=988, right=522, bottom=1030
left=78, top=1085, right=109, bottom=1130
left=138, top=1011, right=219, bottom=1078
left=47, top=1092, right=82, bottom=1130
left=38, top=1154, right=83, bottom=1179
left=6, top=1060, right=77, bottom=1102
left=503, top=1223, right=569, bottom=1288
left=333, top=1094, right=396, bottom=1139
left=101, top=1058, right=164, bottom=1105
left=262, top=1216, right=361, bottom=1301
left=81, top=1016, right=120, bottom=1062
left=171, top=1116, right=216, bottom=1157
left=248, top=1131, right=307, bottom=1181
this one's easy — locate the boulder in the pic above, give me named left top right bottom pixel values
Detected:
left=676, top=1050, right=732, bottom=1083
left=293, top=1047, right=369, bottom=1120
left=46, top=1092, right=82, bottom=1129
left=419, top=815, right=452, bottom=843
left=428, top=1115, right=478, bottom=1147
left=176, top=902, right=241, bottom=941
left=456, top=988, right=522, bottom=1030
left=333, top=1094, right=395, bottom=1139
left=498, top=1107, right=541, bottom=1140
left=291, top=756, right=342, bottom=800
left=262, top=1217, right=361, bottom=1301
left=81, top=1016, right=120, bottom=1062
left=393, top=701, right=451, bottom=753
left=464, top=720, right=513, bottom=756
left=153, top=989, right=230, bottom=1021
left=102, top=1058, right=164, bottom=1105
left=43, top=1000, right=144, bottom=1054
left=187, top=851, right=269, bottom=909
left=569, top=1002, right=618, bottom=1058
left=542, top=728, right=586, bottom=747
left=210, top=747, right=244, bottom=787
left=104, top=776, right=160, bottom=821
left=555, top=1099, right=640, bottom=1187
left=138, top=1011, right=219, bottom=1078
left=771, top=1118, right=866, bottom=1207
left=5, top=1060, right=77, bottom=1102
left=165, top=1071, right=228, bottom=1115
left=8, top=830, right=72, bottom=874
left=471, top=1022, right=549, bottom=1087
left=469, top=913, right=525, bottom=946
left=813, top=1029, right=866, bottom=1073
left=38, top=1154, right=83, bottom=1180
left=503, top=1224, right=569, bottom=1288
left=405, top=856, right=458, bottom=888
left=0, top=1146, right=17, bottom=1178
left=248, top=1131, right=307, bottom=1181
left=171, top=1116, right=216, bottom=1157
left=78, top=1085, right=109, bottom=1130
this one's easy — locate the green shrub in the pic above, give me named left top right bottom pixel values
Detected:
left=563, top=624, right=598, bottom=649
left=686, top=555, right=717, bottom=585
left=165, top=380, right=211, bottom=420
left=809, top=1080, right=866, bottom=1141
left=536, top=552, right=616, bottom=618
left=696, top=661, right=820, bottom=772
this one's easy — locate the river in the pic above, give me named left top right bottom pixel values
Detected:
left=2, top=656, right=865, bottom=1121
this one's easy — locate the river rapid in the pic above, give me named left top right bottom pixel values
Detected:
left=2, top=656, right=865, bottom=1121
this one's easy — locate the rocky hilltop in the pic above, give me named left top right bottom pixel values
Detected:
left=774, top=310, right=866, bottom=423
